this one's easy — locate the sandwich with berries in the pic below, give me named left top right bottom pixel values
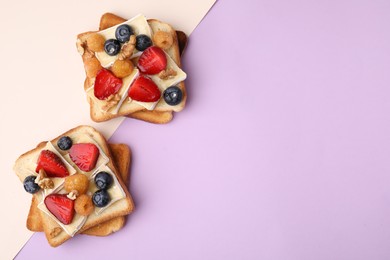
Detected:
left=26, top=143, right=132, bottom=237
left=13, top=126, right=134, bottom=246
left=77, top=13, right=187, bottom=123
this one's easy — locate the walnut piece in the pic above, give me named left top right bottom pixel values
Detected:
left=102, top=94, right=121, bottom=111
left=158, top=68, right=177, bottom=80
left=49, top=227, right=63, bottom=238
left=38, top=178, right=54, bottom=189
left=35, top=169, right=54, bottom=189
left=67, top=190, right=79, bottom=200
left=118, top=35, right=136, bottom=60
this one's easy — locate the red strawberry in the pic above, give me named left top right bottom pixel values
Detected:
left=36, top=150, right=69, bottom=178
left=128, top=76, right=161, bottom=102
left=69, top=143, right=99, bottom=172
left=137, top=46, right=167, bottom=74
left=44, top=194, right=75, bottom=225
left=94, top=68, right=123, bottom=100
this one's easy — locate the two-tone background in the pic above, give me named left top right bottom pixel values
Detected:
left=1, top=0, right=390, bottom=259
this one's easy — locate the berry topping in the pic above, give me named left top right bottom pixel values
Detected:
left=128, top=76, right=161, bottom=102
left=92, top=189, right=110, bottom=208
left=44, top=194, right=75, bottom=225
left=115, top=24, right=134, bottom=43
left=94, top=171, right=113, bottom=190
left=94, top=69, right=123, bottom=100
left=112, top=59, right=134, bottom=78
left=64, top=173, right=89, bottom=194
left=36, top=150, right=69, bottom=178
left=163, top=86, right=183, bottom=106
left=23, top=176, right=41, bottom=194
left=137, top=46, right=167, bottom=75
left=104, top=39, right=121, bottom=56
left=69, top=143, right=100, bottom=172
left=135, top=34, right=152, bottom=51
left=74, top=194, right=94, bottom=216
left=57, top=136, right=73, bottom=150
left=153, top=31, right=173, bottom=50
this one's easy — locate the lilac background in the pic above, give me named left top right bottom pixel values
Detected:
left=17, top=0, right=390, bottom=259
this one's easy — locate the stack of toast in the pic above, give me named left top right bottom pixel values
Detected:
left=14, top=126, right=134, bottom=246
left=13, top=13, right=190, bottom=248
left=77, top=13, right=188, bottom=124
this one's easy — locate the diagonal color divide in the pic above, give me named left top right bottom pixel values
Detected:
left=0, top=0, right=215, bottom=259
left=17, top=0, right=390, bottom=259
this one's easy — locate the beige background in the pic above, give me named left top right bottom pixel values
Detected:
left=0, top=0, right=215, bottom=258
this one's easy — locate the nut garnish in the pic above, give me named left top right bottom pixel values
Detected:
left=49, top=227, right=63, bottom=238
left=118, top=35, right=136, bottom=60
left=38, top=178, right=54, bottom=189
left=102, top=94, right=121, bottom=111
left=36, top=169, right=54, bottom=189
left=158, top=68, right=177, bottom=80
left=67, top=190, right=79, bottom=200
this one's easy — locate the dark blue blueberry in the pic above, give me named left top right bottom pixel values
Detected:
left=104, top=39, right=121, bottom=56
left=115, top=24, right=134, bottom=43
left=57, top=136, right=72, bottom=150
left=23, top=176, right=41, bottom=194
left=94, top=171, right=113, bottom=190
left=135, top=34, right=152, bottom=51
left=163, top=86, right=183, bottom=106
left=92, top=189, right=110, bottom=207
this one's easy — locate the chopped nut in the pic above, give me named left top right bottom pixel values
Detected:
left=49, top=227, right=62, bottom=238
left=118, top=35, right=136, bottom=60
left=158, top=68, right=177, bottom=80
left=102, top=94, right=121, bottom=111
left=34, top=174, right=41, bottom=184
left=38, top=178, right=54, bottom=189
left=35, top=169, right=47, bottom=184
left=67, top=190, right=79, bottom=200
left=39, top=169, right=47, bottom=178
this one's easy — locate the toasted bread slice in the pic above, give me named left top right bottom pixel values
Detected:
left=27, top=143, right=131, bottom=237
left=14, top=126, right=134, bottom=246
left=77, top=13, right=187, bottom=123
left=98, top=13, right=188, bottom=124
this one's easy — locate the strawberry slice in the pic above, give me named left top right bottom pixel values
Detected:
left=128, top=76, right=161, bottom=102
left=36, top=150, right=69, bottom=178
left=137, top=46, right=167, bottom=74
left=44, top=194, right=75, bottom=225
left=94, top=68, right=123, bottom=100
left=69, top=143, right=99, bottom=172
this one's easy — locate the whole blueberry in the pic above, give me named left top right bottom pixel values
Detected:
left=57, top=136, right=72, bottom=150
left=104, top=39, right=121, bottom=56
left=115, top=24, right=134, bottom=43
left=23, top=176, right=41, bottom=194
left=163, top=86, right=183, bottom=106
left=92, top=189, right=110, bottom=207
left=94, top=171, right=113, bottom=190
left=135, top=34, right=152, bottom=51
